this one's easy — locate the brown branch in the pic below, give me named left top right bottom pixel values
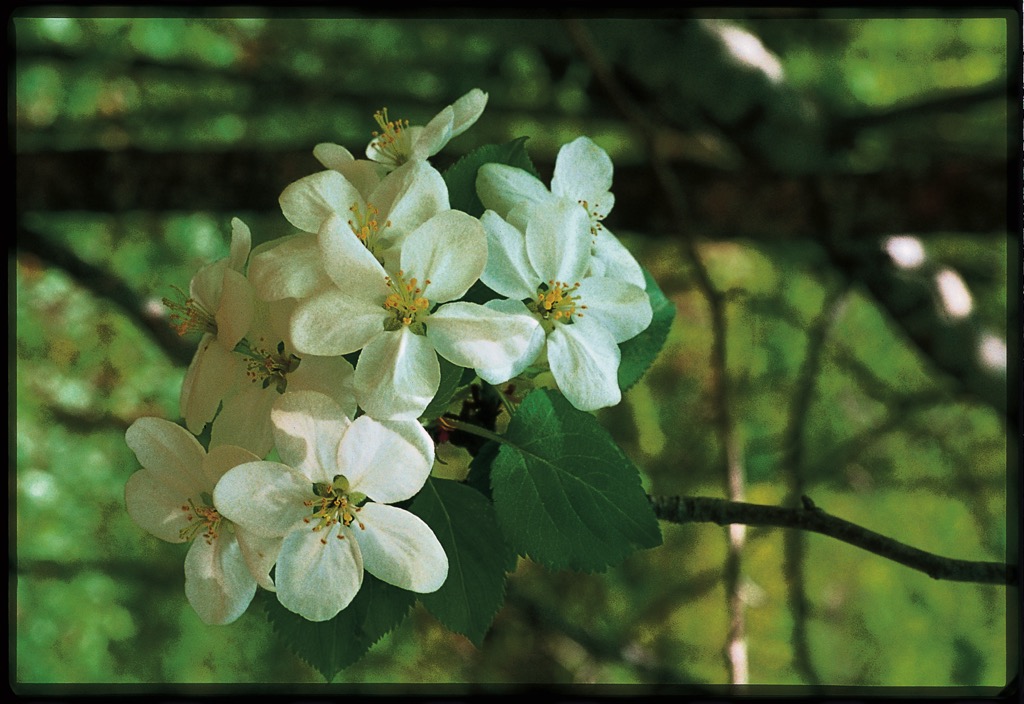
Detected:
left=650, top=495, right=1017, bottom=587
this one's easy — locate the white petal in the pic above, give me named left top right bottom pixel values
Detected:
left=476, top=163, right=553, bottom=217
left=275, top=523, right=363, bottom=622
left=179, top=333, right=241, bottom=435
left=235, top=529, right=282, bottom=592
left=410, top=105, right=455, bottom=160
left=400, top=211, right=487, bottom=304
left=286, top=354, right=357, bottom=421
left=290, top=288, right=387, bottom=357
left=279, top=170, right=360, bottom=234
left=213, top=461, right=312, bottom=538
left=183, top=532, right=257, bottom=625
left=473, top=299, right=547, bottom=384
left=551, top=136, right=614, bottom=203
left=210, top=382, right=277, bottom=458
left=214, top=268, right=254, bottom=349
left=228, top=217, right=252, bottom=272
left=427, top=301, right=541, bottom=375
left=479, top=210, right=540, bottom=300
left=547, top=319, right=622, bottom=411
left=125, top=417, right=207, bottom=492
left=318, top=214, right=391, bottom=293
left=337, top=416, right=433, bottom=504
left=591, top=227, right=646, bottom=288
left=270, top=390, right=352, bottom=480
left=355, top=327, right=439, bottom=420
left=312, top=142, right=354, bottom=171
left=370, top=160, right=450, bottom=252
left=189, top=259, right=227, bottom=314
left=248, top=234, right=332, bottom=302
left=449, top=88, right=488, bottom=138
left=124, top=468, right=193, bottom=543
left=355, top=503, right=448, bottom=593
left=524, top=199, right=592, bottom=284
left=576, top=277, right=653, bottom=343
left=202, top=444, right=262, bottom=488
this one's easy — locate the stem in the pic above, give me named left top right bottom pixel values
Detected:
left=651, top=495, right=1017, bottom=587
left=439, top=417, right=507, bottom=447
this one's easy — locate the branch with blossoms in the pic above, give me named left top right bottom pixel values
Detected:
left=120, top=87, right=1013, bottom=682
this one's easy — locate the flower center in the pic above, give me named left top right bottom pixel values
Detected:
left=179, top=494, right=223, bottom=545
left=383, top=269, right=431, bottom=335
left=235, top=339, right=301, bottom=394
left=348, top=201, right=391, bottom=258
left=577, top=199, right=605, bottom=237
left=370, top=107, right=412, bottom=165
left=303, top=475, right=368, bottom=545
left=529, top=280, right=587, bottom=330
left=163, top=287, right=217, bottom=337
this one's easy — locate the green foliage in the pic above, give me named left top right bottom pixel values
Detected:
left=261, top=574, right=416, bottom=682
left=491, top=389, right=662, bottom=571
left=409, top=478, right=515, bottom=645
left=618, top=267, right=676, bottom=391
left=421, top=355, right=466, bottom=421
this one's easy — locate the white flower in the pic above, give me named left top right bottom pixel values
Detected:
left=478, top=199, right=653, bottom=411
left=124, top=417, right=280, bottom=625
left=213, top=390, right=448, bottom=622
left=476, top=135, right=646, bottom=288
left=283, top=207, right=540, bottom=420
left=175, top=219, right=356, bottom=458
left=174, top=217, right=256, bottom=438
left=268, top=157, right=449, bottom=279
left=363, top=88, right=488, bottom=170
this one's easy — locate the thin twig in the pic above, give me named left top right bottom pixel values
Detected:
left=650, top=495, right=1017, bottom=587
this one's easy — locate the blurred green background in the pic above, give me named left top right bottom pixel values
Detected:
left=13, top=10, right=1016, bottom=687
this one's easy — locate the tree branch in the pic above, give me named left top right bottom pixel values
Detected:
left=650, top=495, right=1017, bottom=587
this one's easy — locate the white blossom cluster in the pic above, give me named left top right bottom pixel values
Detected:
left=124, top=89, right=653, bottom=625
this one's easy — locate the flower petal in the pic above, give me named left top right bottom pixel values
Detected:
left=125, top=417, right=208, bottom=492
left=355, top=503, right=448, bottom=593
left=473, top=299, right=547, bottom=384
left=124, top=468, right=193, bottom=543
left=203, top=444, right=262, bottom=489
left=551, top=136, right=614, bottom=203
left=228, top=217, right=253, bottom=272
left=210, top=381, right=277, bottom=458
left=410, top=105, right=454, bottom=160
left=275, top=523, right=363, bottom=622
left=370, top=160, right=450, bottom=255
left=248, top=234, right=332, bottom=302
left=576, top=276, right=653, bottom=343
left=449, top=88, right=488, bottom=138
left=427, top=301, right=541, bottom=377
left=270, top=390, right=352, bottom=480
left=279, top=170, right=360, bottom=234
left=524, top=198, right=592, bottom=284
left=213, top=461, right=312, bottom=538
left=183, top=532, right=257, bottom=625
left=290, top=288, right=387, bottom=357
left=476, top=163, right=553, bottom=217
left=179, top=334, right=242, bottom=435
left=355, top=326, right=440, bottom=420
left=400, top=210, right=487, bottom=304
left=318, top=214, right=391, bottom=293
left=312, top=141, right=354, bottom=171
left=286, top=354, right=357, bottom=421
left=337, top=415, right=434, bottom=504
left=479, top=209, right=540, bottom=300
left=590, top=227, right=646, bottom=289
left=235, top=529, right=281, bottom=592
left=215, top=267, right=254, bottom=350
left=547, top=318, right=622, bottom=411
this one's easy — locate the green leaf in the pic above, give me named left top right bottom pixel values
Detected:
left=442, top=137, right=540, bottom=217
left=618, top=267, right=675, bottom=391
left=490, top=389, right=662, bottom=572
left=466, top=440, right=500, bottom=501
left=409, top=478, right=514, bottom=645
left=261, top=573, right=416, bottom=681
left=421, top=355, right=466, bottom=421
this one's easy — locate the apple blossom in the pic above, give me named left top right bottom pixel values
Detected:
left=213, top=390, right=448, bottom=622
left=124, top=417, right=280, bottom=625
